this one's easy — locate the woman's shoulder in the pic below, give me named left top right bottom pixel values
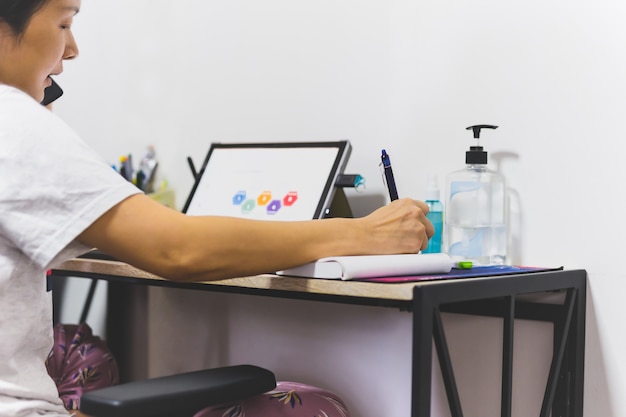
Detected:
left=0, top=83, right=33, bottom=101
left=0, top=84, right=66, bottom=130
left=0, top=83, right=47, bottom=119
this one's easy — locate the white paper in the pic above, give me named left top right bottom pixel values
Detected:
left=277, top=253, right=453, bottom=280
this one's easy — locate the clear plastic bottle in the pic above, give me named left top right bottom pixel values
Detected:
left=422, top=175, right=443, bottom=254
left=444, top=125, right=507, bottom=265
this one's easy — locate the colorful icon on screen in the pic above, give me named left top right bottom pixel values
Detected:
left=257, top=191, right=272, bottom=206
left=234, top=190, right=297, bottom=216
left=241, top=199, right=256, bottom=214
left=283, top=191, right=298, bottom=206
left=232, top=191, right=246, bottom=205
left=267, top=200, right=282, bottom=215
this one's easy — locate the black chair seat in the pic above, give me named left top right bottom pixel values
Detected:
left=80, top=364, right=276, bottom=417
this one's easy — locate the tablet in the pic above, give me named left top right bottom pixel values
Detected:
left=182, top=141, right=351, bottom=220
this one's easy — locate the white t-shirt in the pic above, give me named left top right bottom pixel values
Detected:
left=0, top=85, right=141, bottom=416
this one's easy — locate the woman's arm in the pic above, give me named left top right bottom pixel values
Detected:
left=77, top=193, right=433, bottom=282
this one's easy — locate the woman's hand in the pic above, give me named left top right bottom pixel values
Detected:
left=358, top=198, right=434, bottom=254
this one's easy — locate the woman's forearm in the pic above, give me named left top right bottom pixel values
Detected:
left=79, top=194, right=432, bottom=282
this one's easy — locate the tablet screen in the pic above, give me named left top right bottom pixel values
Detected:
left=182, top=141, right=351, bottom=220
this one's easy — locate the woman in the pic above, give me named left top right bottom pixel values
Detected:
left=0, top=0, right=433, bottom=416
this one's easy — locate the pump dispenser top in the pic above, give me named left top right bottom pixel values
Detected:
left=444, top=124, right=507, bottom=266
left=465, top=124, right=497, bottom=165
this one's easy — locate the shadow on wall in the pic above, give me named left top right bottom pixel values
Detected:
left=346, top=193, right=388, bottom=218
left=507, top=186, right=523, bottom=266
left=492, top=151, right=522, bottom=266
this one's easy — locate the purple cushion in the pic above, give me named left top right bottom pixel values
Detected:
left=46, top=323, right=119, bottom=410
left=193, top=381, right=350, bottom=417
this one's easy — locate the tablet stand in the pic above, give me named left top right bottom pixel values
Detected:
left=324, top=188, right=354, bottom=218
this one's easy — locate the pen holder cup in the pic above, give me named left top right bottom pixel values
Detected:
left=148, top=188, right=176, bottom=210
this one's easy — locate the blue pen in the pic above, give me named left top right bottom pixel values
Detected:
left=381, top=149, right=399, bottom=201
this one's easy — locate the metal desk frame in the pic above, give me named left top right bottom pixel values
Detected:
left=413, top=270, right=586, bottom=417
left=51, top=261, right=586, bottom=417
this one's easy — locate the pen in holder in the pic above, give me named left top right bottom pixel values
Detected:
left=113, top=147, right=175, bottom=209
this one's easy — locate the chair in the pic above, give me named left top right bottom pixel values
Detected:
left=79, top=364, right=276, bottom=417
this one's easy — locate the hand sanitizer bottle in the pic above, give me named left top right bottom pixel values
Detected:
left=422, top=175, right=443, bottom=254
left=443, top=125, right=507, bottom=265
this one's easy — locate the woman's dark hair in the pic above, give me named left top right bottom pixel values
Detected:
left=0, top=0, right=49, bottom=36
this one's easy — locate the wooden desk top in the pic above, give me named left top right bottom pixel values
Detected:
left=53, top=258, right=578, bottom=309
left=54, top=258, right=422, bottom=304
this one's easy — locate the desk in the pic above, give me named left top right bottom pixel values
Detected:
left=51, top=259, right=586, bottom=417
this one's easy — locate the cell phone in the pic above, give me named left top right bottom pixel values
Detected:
left=41, top=78, right=64, bottom=106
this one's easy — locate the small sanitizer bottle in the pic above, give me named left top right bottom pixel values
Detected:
left=422, top=175, right=443, bottom=254
left=443, top=125, right=508, bottom=265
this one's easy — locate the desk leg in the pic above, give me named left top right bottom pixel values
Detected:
left=501, top=296, right=515, bottom=417
left=433, top=309, right=464, bottom=417
left=106, top=281, right=149, bottom=383
left=412, top=287, right=434, bottom=417
left=540, top=288, right=577, bottom=417
left=561, top=282, right=585, bottom=417
left=570, top=281, right=586, bottom=417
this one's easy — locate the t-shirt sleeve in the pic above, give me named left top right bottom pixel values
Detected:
left=0, top=87, right=141, bottom=269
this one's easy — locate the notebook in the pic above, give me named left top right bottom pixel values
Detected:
left=276, top=253, right=454, bottom=280
left=182, top=141, right=351, bottom=220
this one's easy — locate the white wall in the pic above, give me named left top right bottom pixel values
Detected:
left=55, top=0, right=626, bottom=415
